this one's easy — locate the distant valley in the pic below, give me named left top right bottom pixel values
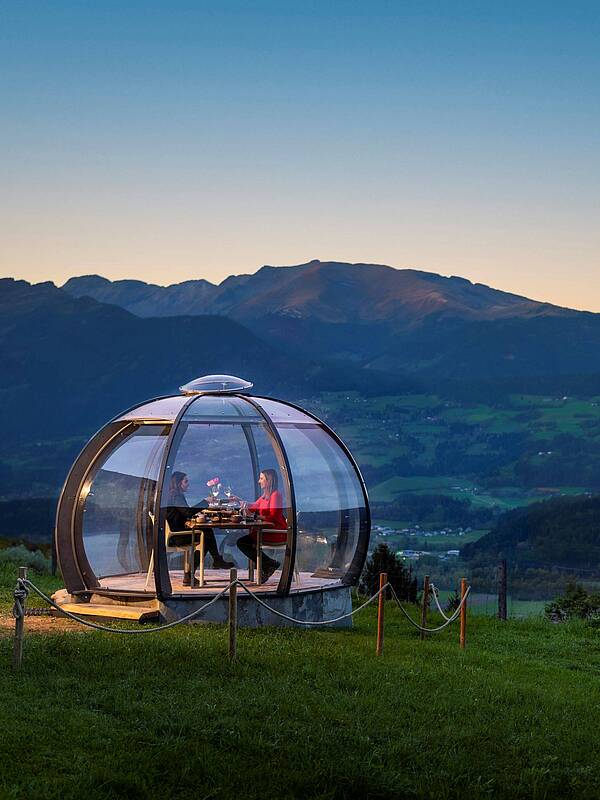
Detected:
left=3, top=261, right=600, bottom=483
left=2, top=262, right=600, bottom=586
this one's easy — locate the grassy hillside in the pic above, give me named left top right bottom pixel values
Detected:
left=0, top=621, right=597, bottom=799
left=1, top=567, right=599, bottom=799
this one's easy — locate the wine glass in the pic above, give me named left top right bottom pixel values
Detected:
left=224, top=484, right=233, bottom=505
left=211, top=483, right=220, bottom=506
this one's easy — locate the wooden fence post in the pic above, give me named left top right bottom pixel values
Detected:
left=460, top=577, right=467, bottom=650
left=13, top=566, right=27, bottom=671
left=420, top=574, right=430, bottom=641
left=228, top=568, right=237, bottom=660
left=498, top=559, right=507, bottom=621
left=376, top=572, right=387, bottom=657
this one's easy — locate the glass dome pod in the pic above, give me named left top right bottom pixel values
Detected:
left=55, top=376, right=371, bottom=603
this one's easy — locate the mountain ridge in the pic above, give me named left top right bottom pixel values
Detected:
left=50, top=261, right=600, bottom=379
left=0, top=276, right=409, bottom=444
left=62, top=260, right=579, bottom=326
left=3, top=272, right=600, bottom=500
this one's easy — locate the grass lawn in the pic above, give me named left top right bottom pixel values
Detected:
left=434, top=591, right=548, bottom=619
left=402, top=529, right=488, bottom=549
left=1, top=568, right=600, bottom=799
left=0, top=565, right=63, bottom=614
left=369, top=475, right=458, bottom=502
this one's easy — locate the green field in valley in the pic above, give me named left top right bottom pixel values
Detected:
left=372, top=525, right=487, bottom=550
left=433, top=589, right=548, bottom=619
left=307, top=392, right=600, bottom=520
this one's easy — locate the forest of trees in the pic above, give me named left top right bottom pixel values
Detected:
left=371, top=494, right=496, bottom=527
left=462, top=494, right=600, bottom=569
left=0, top=498, right=55, bottom=542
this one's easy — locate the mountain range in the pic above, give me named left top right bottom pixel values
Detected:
left=0, top=275, right=388, bottom=446
left=63, top=260, right=600, bottom=379
left=63, top=260, right=571, bottom=325
left=3, top=259, right=600, bottom=499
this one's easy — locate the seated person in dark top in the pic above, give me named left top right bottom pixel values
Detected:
left=165, top=471, right=233, bottom=583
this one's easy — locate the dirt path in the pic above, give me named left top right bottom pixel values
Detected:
left=0, top=614, right=89, bottom=635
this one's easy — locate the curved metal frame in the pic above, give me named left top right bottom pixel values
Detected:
left=56, top=391, right=370, bottom=598
left=153, top=393, right=297, bottom=598
left=240, top=395, right=298, bottom=597
left=151, top=394, right=198, bottom=599
left=252, top=396, right=371, bottom=587
left=55, top=394, right=179, bottom=596
left=56, top=421, right=131, bottom=594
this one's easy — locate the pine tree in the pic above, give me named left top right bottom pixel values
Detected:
left=359, top=543, right=418, bottom=602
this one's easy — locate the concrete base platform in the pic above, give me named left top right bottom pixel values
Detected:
left=160, top=583, right=353, bottom=628
left=52, top=580, right=353, bottom=628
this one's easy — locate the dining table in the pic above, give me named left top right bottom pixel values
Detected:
left=187, top=514, right=274, bottom=588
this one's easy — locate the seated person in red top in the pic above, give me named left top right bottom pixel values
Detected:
left=236, top=468, right=287, bottom=583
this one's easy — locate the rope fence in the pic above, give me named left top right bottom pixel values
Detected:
left=389, top=584, right=470, bottom=633
left=234, top=580, right=387, bottom=626
left=19, top=578, right=234, bottom=634
left=10, top=566, right=471, bottom=670
left=429, top=583, right=453, bottom=622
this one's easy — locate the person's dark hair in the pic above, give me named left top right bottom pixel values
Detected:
left=169, top=471, right=187, bottom=500
left=261, top=468, right=278, bottom=498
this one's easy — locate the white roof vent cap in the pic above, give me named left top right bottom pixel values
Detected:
left=179, top=374, right=254, bottom=395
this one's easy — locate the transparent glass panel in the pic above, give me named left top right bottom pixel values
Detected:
left=159, top=420, right=290, bottom=590
left=184, top=394, right=260, bottom=419
left=117, top=396, right=190, bottom=421
left=81, top=425, right=169, bottom=582
left=276, top=424, right=366, bottom=581
left=253, top=398, right=315, bottom=424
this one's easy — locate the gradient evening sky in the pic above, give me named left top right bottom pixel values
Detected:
left=1, top=1, right=599, bottom=309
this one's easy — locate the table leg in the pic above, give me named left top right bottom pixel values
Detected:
left=190, top=540, right=197, bottom=588
left=199, top=530, right=205, bottom=587
left=256, top=528, right=263, bottom=585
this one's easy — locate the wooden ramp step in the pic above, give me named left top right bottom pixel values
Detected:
left=54, top=603, right=159, bottom=622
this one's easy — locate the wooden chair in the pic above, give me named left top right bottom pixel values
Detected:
left=255, top=529, right=300, bottom=586
left=166, top=519, right=206, bottom=588
left=144, top=515, right=206, bottom=589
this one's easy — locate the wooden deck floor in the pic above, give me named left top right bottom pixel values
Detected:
left=100, top=569, right=341, bottom=595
